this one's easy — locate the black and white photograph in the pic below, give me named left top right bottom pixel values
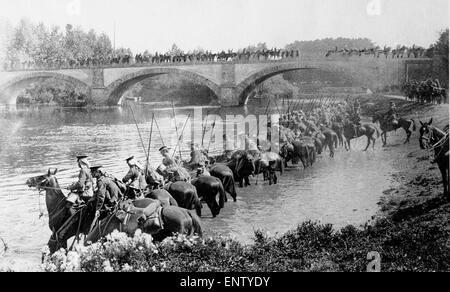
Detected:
left=0, top=0, right=448, bottom=275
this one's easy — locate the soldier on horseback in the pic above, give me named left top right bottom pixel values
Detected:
left=90, top=166, right=122, bottom=221
left=122, top=156, right=147, bottom=200
left=386, top=101, right=399, bottom=127
left=66, top=155, right=94, bottom=214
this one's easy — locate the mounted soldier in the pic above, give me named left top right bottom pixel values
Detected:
left=66, top=155, right=94, bottom=213
left=188, top=142, right=208, bottom=170
left=122, top=156, right=147, bottom=200
left=90, top=166, right=122, bottom=222
left=386, top=101, right=399, bottom=127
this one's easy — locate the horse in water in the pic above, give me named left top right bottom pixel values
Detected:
left=419, top=119, right=449, bottom=199
left=343, top=122, right=380, bottom=151
left=27, top=170, right=202, bottom=253
left=372, top=113, right=416, bottom=146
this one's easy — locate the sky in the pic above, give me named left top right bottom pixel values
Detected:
left=0, top=0, right=448, bottom=53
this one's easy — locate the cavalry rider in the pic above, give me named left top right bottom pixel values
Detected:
left=122, top=156, right=147, bottom=199
left=90, top=166, right=122, bottom=219
left=346, top=99, right=361, bottom=138
left=156, top=146, right=178, bottom=182
left=188, top=142, right=208, bottom=170
left=66, top=155, right=94, bottom=212
left=386, top=101, right=399, bottom=127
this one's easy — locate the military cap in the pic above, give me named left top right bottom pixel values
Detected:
left=76, top=155, right=89, bottom=160
left=159, top=146, right=170, bottom=152
left=125, top=156, right=135, bottom=162
left=90, top=165, right=103, bottom=172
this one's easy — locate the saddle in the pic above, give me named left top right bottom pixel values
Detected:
left=116, top=199, right=164, bottom=235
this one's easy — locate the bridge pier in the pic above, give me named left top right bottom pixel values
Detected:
left=90, top=88, right=109, bottom=105
left=219, top=86, right=240, bottom=107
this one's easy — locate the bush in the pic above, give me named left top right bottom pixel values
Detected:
left=42, top=211, right=450, bottom=272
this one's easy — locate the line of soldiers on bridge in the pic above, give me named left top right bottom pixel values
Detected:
left=3, top=48, right=300, bottom=71
left=402, top=78, right=448, bottom=104
left=326, top=45, right=428, bottom=59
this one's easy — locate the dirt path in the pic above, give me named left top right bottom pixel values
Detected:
left=360, top=95, right=449, bottom=220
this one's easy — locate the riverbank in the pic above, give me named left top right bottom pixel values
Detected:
left=35, top=94, right=450, bottom=272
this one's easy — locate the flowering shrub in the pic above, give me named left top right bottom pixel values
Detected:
left=42, top=205, right=450, bottom=272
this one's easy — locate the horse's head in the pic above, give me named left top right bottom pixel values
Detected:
left=419, top=118, right=434, bottom=149
left=26, top=168, right=59, bottom=190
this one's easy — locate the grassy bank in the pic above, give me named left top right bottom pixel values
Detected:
left=41, top=94, right=449, bottom=272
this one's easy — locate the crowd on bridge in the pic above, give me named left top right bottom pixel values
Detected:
left=326, top=45, right=428, bottom=59
left=3, top=48, right=300, bottom=71
left=402, top=78, right=448, bottom=104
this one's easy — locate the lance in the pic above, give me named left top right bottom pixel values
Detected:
left=145, top=113, right=155, bottom=175
left=172, top=114, right=191, bottom=159
left=128, top=104, right=148, bottom=157
left=207, top=113, right=219, bottom=154
left=264, top=97, right=272, bottom=116
left=201, top=109, right=210, bottom=148
left=171, top=100, right=183, bottom=160
left=153, top=116, right=165, bottom=146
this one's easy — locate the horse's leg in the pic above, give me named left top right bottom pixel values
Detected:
left=372, top=136, right=376, bottom=150
left=363, top=136, right=370, bottom=151
left=404, top=129, right=411, bottom=144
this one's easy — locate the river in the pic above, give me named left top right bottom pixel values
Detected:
left=0, top=103, right=397, bottom=271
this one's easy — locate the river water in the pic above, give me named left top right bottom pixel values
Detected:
left=0, top=103, right=397, bottom=271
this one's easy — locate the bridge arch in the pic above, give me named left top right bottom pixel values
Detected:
left=0, top=72, right=91, bottom=104
left=105, top=68, right=221, bottom=105
left=236, top=64, right=315, bottom=105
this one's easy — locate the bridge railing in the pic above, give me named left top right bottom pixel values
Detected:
left=1, top=54, right=432, bottom=73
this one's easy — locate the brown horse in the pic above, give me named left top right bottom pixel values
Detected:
left=343, top=122, right=380, bottom=151
left=85, top=200, right=203, bottom=243
left=26, top=169, right=94, bottom=253
left=27, top=171, right=202, bottom=253
left=372, top=113, right=416, bottom=146
left=419, top=119, right=449, bottom=199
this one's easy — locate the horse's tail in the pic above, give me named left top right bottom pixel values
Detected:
left=187, top=210, right=203, bottom=237
left=217, top=182, right=226, bottom=209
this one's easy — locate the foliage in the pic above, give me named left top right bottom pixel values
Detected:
left=1, top=19, right=115, bottom=67
left=16, top=78, right=89, bottom=106
left=42, top=202, right=450, bottom=272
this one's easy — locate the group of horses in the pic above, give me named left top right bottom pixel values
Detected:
left=325, top=45, right=427, bottom=59
left=26, top=98, right=449, bottom=255
left=5, top=48, right=301, bottom=71
left=402, top=79, right=448, bottom=105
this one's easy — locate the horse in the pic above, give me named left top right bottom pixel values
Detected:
left=419, top=119, right=449, bottom=199
left=227, top=151, right=256, bottom=188
left=144, top=189, right=179, bottom=207
left=191, top=176, right=226, bottom=218
left=343, top=122, right=380, bottom=151
left=372, top=113, right=416, bottom=146
left=165, top=181, right=203, bottom=217
left=85, top=200, right=203, bottom=244
left=26, top=170, right=202, bottom=253
left=209, top=164, right=238, bottom=202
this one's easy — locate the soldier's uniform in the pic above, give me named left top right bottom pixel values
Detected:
left=93, top=170, right=121, bottom=216
left=122, top=156, right=147, bottom=199
left=387, top=102, right=398, bottom=126
left=67, top=155, right=94, bottom=207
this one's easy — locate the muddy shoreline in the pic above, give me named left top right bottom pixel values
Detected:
left=360, top=94, right=449, bottom=221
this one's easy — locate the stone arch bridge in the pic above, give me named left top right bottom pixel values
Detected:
left=0, top=58, right=433, bottom=106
